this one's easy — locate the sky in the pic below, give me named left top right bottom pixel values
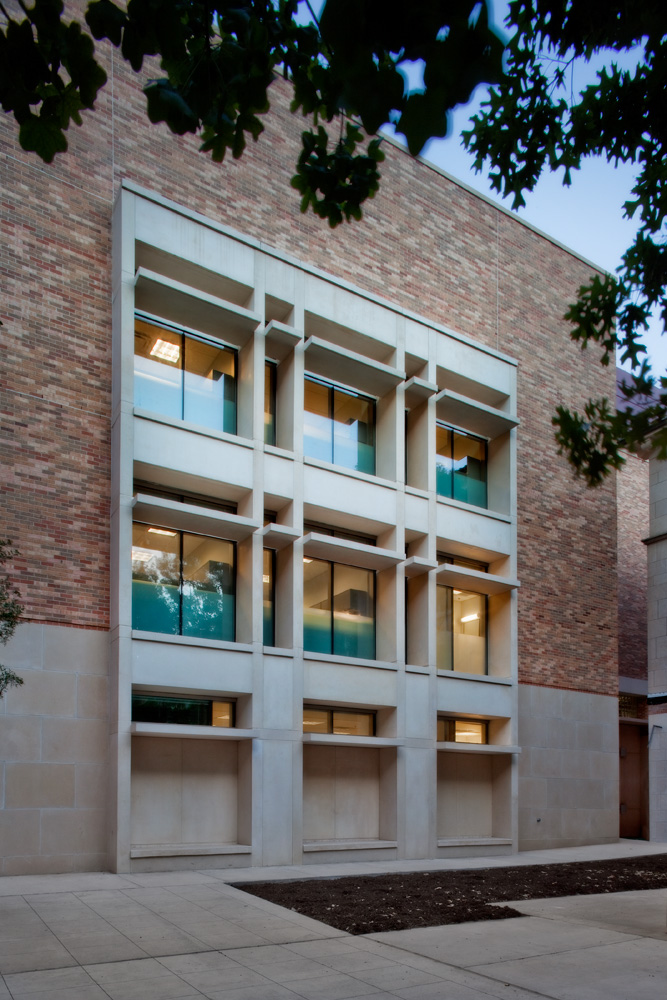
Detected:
left=297, top=0, right=665, bottom=377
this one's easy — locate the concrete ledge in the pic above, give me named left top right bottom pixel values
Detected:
left=130, top=843, right=252, bottom=858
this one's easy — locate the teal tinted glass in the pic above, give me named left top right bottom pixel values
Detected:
left=435, top=424, right=453, bottom=498
left=132, top=524, right=180, bottom=633
left=303, top=557, right=332, bottom=653
left=452, top=432, right=487, bottom=507
left=134, top=318, right=237, bottom=433
left=132, top=695, right=210, bottom=725
left=436, top=424, right=487, bottom=509
left=134, top=320, right=182, bottom=419
left=132, top=524, right=235, bottom=640
left=264, top=362, right=276, bottom=446
left=181, top=534, right=235, bottom=640
left=333, top=388, right=375, bottom=474
left=183, top=337, right=236, bottom=433
left=304, top=377, right=375, bottom=474
left=263, top=548, right=275, bottom=646
left=332, top=564, right=375, bottom=659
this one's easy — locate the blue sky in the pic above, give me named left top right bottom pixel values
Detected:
left=297, top=1, right=664, bottom=377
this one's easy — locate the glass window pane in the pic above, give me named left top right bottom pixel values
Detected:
left=454, top=719, right=487, bottom=743
left=264, top=362, right=276, bottom=446
left=211, top=700, right=234, bottom=727
left=134, top=320, right=183, bottom=419
left=332, top=564, right=375, bottom=659
left=333, top=388, right=375, bottom=474
left=132, top=524, right=180, bottom=634
left=131, top=695, right=210, bottom=725
left=304, top=378, right=333, bottom=462
left=303, top=708, right=330, bottom=732
left=436, top=585, right=453, bottom=671
left=183, top=338, right=236, bottom=433
left=263, top=548, right=275, bottom=646
left=452, top=432, right=487, bottom=508
left=435, top=424, right=453, bottom=498
left=437, top=717, right=446, bottom=742
left=304, top=558, right=332, bottom=653
left=452, top=589, right=487, bottom=674
left=181, top=534, right=235, bottom=640
left=332, top=710, right=374, bottom=736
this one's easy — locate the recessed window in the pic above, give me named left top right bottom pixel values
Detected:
left=436, top=423, right=487, bottom=508
left=132, top=694, right=235, bottom=727
left=303, top=558, right=375, bottom=659
left=438, top=717, right=488, bottom=744
left=132, top=523, right=235, bottom=640
left=438, top=553, right=488, bottom=572
left=304, top=376, right=375, bottom=474
left=263, top=547, right=275, bottom=646
left=304, top=521, right=376, bottom=546
left=436, top=585, right=487, bottom=674
left=134, top=481, right=237, bottom=514
left=134, top=317, right=237, bottom=433
left=264, top=361, right=277, bottom=445
left=304, top=706, right=375, bottom=736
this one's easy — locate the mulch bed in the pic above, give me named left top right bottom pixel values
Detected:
left=235, top=853, right=667, bottom=935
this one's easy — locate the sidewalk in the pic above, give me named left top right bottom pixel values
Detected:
left=1, top=841, right=666, bottom=999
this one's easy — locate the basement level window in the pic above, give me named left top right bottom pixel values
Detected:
left=304, top=706, right=375, bottom=736
left=132, top=694, right=235, bottom=727
left=437, top=717, right=488, bottom=744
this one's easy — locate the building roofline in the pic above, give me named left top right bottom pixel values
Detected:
left=380, top=132, right=607, bottom=277
left=119, top=179, right=519, bottom=369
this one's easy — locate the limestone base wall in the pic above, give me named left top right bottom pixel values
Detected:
left=0, top=624, right=109, bottom=875
left=518, top=684, right=618, bottom=851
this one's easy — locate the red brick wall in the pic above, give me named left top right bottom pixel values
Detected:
left=617, top=454, right=649, bottom=681
left=0, top=12, right=619, bottom=691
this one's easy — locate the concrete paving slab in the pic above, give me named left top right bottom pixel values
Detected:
left=508, top=886, right=667, bottom=940
left=475, top=935, right=667, bottom=1000
left=368, top=914, right=636, bottom=968
left=1, top=843, right=667, bottom=999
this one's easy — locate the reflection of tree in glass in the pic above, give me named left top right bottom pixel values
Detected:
left=182, top=559, right=232, bottom=636
left=132, top=543, right=180, bottom=629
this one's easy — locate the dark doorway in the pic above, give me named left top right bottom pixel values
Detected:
left=619, top=722, right=648, bottom=839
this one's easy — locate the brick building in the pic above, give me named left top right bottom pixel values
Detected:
left=0, top=13, right=642, bottom=874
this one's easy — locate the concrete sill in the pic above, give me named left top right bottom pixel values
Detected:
left=436, top=742, right=521, bottom=755
left=130, top=843, right=251, bottom=858
left=130, top=722, right=254, bottom=740
left=303, top=839, right=398, bottom=853
left=437, top=837, right=512, bottom=848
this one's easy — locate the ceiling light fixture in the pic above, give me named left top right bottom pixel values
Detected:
left=150, top=339, right=180, bottom=363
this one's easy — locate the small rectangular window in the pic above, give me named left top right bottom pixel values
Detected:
left=436, top=423, right=487, bottom=508
left=134, top=317, right=237, bottom=434
left=132, top=694, right=235, bottom=727
left=437, top=717, right=488, bottom=744
left=303, top=706, right=375, bottom=736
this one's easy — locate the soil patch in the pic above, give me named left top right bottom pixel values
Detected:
left=235, top=853, right=667, bottom=935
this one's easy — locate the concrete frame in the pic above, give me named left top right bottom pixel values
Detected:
left=109, top=181, right=520, bottom=872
